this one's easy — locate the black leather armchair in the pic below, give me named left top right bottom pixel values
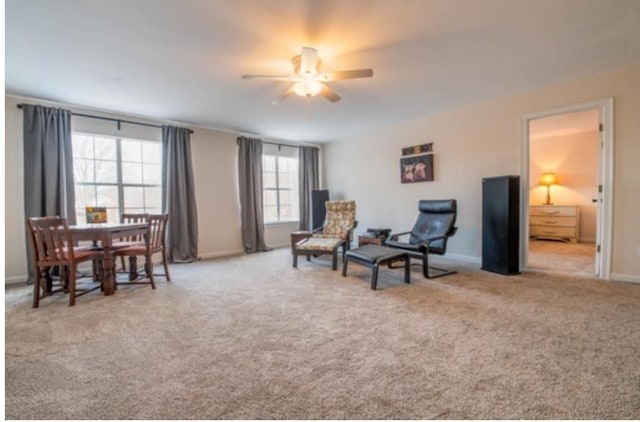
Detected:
left=386, top=199, right=458, bottom=278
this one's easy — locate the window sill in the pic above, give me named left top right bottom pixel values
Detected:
left=265, top=221, right=299, bottom=227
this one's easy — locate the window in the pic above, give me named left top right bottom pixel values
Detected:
left=72, top=133, right=162, bottom=223
left=263, top=154, right=299, bottom=223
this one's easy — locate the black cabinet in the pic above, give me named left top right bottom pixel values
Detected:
left=311, top=189, right=329, bottom=231
left=482, top=175, right=520, bottom=275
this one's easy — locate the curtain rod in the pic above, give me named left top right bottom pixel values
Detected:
left=16, top=103, right=194, bottom=134
left=237, top=138, right=316, bottom=150
left=263, top=141, right=300, bottom=149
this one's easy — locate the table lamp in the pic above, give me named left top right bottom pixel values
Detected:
left=539, top=172, right=557, bottom=205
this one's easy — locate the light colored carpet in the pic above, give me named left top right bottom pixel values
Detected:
left=5, top=248, right=640, bottom=419
left=528, top=239, right=596, bottom=274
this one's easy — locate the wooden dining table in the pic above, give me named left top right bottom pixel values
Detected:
left=70, top=222, right=148, bottom=296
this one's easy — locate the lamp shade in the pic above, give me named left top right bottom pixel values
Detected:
left=539, top=172, right=557, bottom=186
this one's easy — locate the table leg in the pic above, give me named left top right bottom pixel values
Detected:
left=101, top=234, right=115, bottom=295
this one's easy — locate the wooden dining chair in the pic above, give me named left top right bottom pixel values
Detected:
left=151, top=213, right=171, bottom=281
left=113, top=213, right=149, bottom=271
left=26, top=216, right=103, bottom=307
left=112, top=213, right=171, bottom=287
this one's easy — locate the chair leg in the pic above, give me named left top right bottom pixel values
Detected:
left=68, top=265, right=77, bottom=306
left=60, top=266, right=69, bottom=293
left=145, top=256, right=156, bottom=289
left=293, top=250, right=298, bottom=268
left=32, top=266, right=42, bottom=308
left=404, top=255, right=410, bottom=284
left=95, top=256, right=104, bottom=284
left=371, top=264, right=379, bottom=290
left=44, top=269, right=53, bottom=294
left=421, top=252, right=457, bottom=279
left=162, top=250, right=171, bottom=281
left=342, top=257, right=349, bottom=277
left=332, top=250, right=338, bottom=270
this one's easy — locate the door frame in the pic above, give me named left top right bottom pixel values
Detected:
left=520, top=98, right=614, bottom=279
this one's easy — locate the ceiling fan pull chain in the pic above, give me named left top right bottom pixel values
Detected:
left=306, top=97, right=314, bottom=121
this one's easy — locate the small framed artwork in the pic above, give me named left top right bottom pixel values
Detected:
left=85, top=207, right=107, bottom=224
left=402, top=142, right=433, bottom=156
left=400, top=153, right=434, bottom=183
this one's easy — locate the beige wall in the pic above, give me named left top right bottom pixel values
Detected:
left=5, top=97, right=26, bottom=280
left=4, top=95, right=298, bottom=282
left=530, top=131, right=599, bottom=241
left=324, top=64, right=640, bottom=281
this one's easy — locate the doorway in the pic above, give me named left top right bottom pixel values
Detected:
left=520, top=99, right=614, bottom=279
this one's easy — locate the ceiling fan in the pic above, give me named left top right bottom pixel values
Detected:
left=241, top=46, right=373, bottom=104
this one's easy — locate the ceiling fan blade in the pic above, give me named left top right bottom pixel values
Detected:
left=319, top=69, right=374, bottom=81
left=320, top=84, right=341, bottom=103
left=271, top=85, right=296, bottom=105
left=242, top=74, right=292, bottom=81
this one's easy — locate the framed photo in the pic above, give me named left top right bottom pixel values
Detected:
left=402, top=142, right=433, bottom=156
left=400, top=153, right=434, bottom=183
left=85, top=207, right=107, bottom=224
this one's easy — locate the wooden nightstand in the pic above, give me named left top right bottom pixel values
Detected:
left=529, top=205, right=580, bottom=243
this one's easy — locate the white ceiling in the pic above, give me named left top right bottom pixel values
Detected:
left=6, top=0, right=640, bottom=143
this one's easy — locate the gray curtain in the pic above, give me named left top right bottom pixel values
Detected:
left=298, top=146, right=319, bottom=231
left=23, top=104, right=76, bottom=283
left=237, top=136, right=270, bottom=253
left=162, top=126, right=198, bottom=263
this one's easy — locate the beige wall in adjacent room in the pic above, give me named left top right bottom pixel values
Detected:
left=323, top=63, right=640, bottom=281
left=4, top=95, right=298, bottom=282
left=530, top=131, right=599, bottom=242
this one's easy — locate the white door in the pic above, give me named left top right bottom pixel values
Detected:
left=521, top=98, right=614, bottom=279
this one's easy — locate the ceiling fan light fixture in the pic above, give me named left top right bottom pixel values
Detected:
left=242, top=46, right=373, bottom=103
left=293, top=79, right=323, bottom=97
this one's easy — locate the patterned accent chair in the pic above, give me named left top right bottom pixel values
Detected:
left=293, top=200, right=357, bottom=270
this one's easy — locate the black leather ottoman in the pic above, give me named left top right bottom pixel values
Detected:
left=342, top=244, right=410, bottom=290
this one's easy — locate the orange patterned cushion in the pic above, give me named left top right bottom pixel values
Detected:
left=314, top=200, right=356, bottom=240
left=296, top=237, right=344, bottom=251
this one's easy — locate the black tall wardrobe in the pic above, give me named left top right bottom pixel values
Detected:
left=482, top=175, right=520, bottom=275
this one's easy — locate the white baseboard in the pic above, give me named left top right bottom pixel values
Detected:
left=610, top=273, right=640, bottom=284
left=5, top=275, right=28, bottom=285
left=268, top=242, right=290, bottom=249
left=445, top=253, right=482, bottom=265
left=198, top=249, right=245, bottom=260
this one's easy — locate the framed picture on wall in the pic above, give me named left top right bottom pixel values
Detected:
left=400, top=153, right=434, bottom=183
left=401, top=142, right=433, bottom=156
